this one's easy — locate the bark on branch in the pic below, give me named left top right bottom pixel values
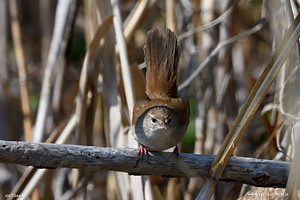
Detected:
left=0, top=140, right=289, bottom=188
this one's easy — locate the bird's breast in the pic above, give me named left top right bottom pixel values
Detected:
left=132, top=116, right=187, bottom=151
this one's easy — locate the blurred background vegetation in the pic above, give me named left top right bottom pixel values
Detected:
left=0, top=0, right=299, bottom=199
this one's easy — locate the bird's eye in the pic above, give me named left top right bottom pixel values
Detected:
left=168, top=118, right=172, bottom=124
left=151, top=117, right=156, bottom=123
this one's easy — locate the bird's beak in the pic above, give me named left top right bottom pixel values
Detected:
left=161, top=122, right=168, bottom=129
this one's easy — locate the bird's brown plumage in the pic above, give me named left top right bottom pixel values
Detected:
left=132, top=98, right=189, bottom=126
left=144, top=28, right=180, bottom=99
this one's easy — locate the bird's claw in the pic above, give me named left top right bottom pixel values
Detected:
left=138, top=144, right=148, bottom=163
left=168, top=145, right=179, bottom=165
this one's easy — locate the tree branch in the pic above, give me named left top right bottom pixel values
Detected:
left=0, top=140, right=289, bottom=188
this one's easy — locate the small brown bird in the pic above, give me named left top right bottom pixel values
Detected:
left=131, top=28, right=190, bottom=158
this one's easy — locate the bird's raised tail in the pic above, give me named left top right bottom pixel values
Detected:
left=144, top=28, right=180, bottom=99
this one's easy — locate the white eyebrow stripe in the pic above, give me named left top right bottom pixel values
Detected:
left=148, top=113, right=155, bottom=119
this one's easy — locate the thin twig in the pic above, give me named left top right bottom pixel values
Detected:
left=177, top=0, right=239, bottom=41
left=178, top=20, right=268, bottom=91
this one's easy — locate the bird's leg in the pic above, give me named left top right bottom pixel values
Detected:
left=138, top=144, right=148, bottom=162
left=168, top=145, right=179, bottom=165
left=172, top=145, right=179, bottom=164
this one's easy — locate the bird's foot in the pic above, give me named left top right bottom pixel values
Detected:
left=138, top=144, right=148, bottom=163
left=168, top=145, right=179, bottom=165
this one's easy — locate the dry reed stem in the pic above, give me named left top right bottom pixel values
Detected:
left=34, top=0, right=74, bottom=143
left=124, top=0, right=149, bottom=43
left=52, top=1, right=77, bottom=124
left=83, top=0, right=92, bottom=49
left=75, top=15, right=113, bottom=145
left=284, top=0, right=300, bottom=63
left=166, top=0, right=176, bottom=32
left=111, top=0, right=135, bottom=117
left=9, top=0, right=32, bottom=143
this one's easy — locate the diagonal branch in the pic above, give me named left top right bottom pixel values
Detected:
left=0, top=140, right=289, bottom=188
